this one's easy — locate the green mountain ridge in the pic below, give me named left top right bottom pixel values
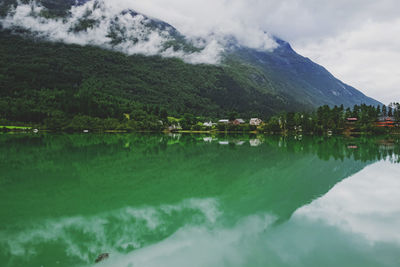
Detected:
left=0, top=0, right=381, bottom=125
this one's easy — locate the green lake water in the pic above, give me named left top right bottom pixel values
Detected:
left=0, top=133, right=399, bottom=267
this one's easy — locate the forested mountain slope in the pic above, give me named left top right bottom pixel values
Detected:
left=0, top=0, right=381, bottom=124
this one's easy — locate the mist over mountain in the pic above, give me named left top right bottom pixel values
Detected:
left=0, top=0, right=225, bottom=64
left=0, top=0, right=381, bottom=123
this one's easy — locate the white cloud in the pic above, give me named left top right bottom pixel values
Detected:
left=0, top=0, right=229, bottom=64
left=294, top=19, right=400, bottom=104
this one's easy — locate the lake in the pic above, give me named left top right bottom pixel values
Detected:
left=0, top=134, right=399, bottom=267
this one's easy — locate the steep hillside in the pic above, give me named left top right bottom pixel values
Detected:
left=0, top=30, right=301, bottom=123
left=227, top=39, right=380, bottom=107
left=0, top=0, right=381, bottom=125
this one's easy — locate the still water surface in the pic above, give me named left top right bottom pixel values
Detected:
left=0, top=134, right=399, bottom=267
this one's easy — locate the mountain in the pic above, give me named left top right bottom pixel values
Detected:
left=227, top=39, right=381, bottom=107
left=0, top=0, right=381, bottom=125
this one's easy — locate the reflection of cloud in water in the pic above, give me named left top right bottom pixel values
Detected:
left=92, top=214, right=276, bottom=267
left=1, top=198, right=220, bottom=263
left=295, top=159, right=400, bottom=244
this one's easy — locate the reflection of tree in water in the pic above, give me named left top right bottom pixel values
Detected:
left=2, top=133, right=398, bottom=266
left=0, top=133, right=398, bottom=226
left=260, top=135, right=400, bottom=163
left=1, top=134, right=400, bottom=166
left=1, top=133, right=395, bottom=223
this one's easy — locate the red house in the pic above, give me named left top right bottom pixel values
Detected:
left=375, top=117, right=396, bottom=127
left=233, top=119, right=245, bottom=125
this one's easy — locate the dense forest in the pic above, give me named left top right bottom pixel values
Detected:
left=0, top=26, right=393, bottom=133
left=0, top=29, right=303, bottom=130
left=0, top=0, right=384, bottom=133
left=262, top=103, right=400, bottom=134
left=0, top=29, right=397, bottom=133
left=1, top=134, right=400, bottom=168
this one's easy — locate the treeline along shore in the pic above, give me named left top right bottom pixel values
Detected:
left=2, top=103, right=400, bottom=135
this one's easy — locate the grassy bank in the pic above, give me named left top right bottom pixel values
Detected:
left=0, top=126, right=32, bottom=130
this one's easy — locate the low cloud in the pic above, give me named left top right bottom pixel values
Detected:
left=295, top=18, right=400, bottom=104
left=0, top=0, right=230, bottom=64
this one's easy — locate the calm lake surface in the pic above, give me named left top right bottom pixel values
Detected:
left=1, top=134, right=399, bottom=267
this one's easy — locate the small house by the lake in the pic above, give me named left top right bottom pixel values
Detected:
left=250, top=118, right=262, bottom=126
left=233, top=119, right=245, bottom=125
left=346, top=118, right=358, bottom=126
left=169, top=123, right=182, bottom=131
left=375, top=117, right=396, bottom=127
left=203, top=121, right=216, bottom=127
left=218, top=119, right=230, bottom=124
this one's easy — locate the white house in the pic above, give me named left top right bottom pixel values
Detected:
left=218, top=119, right=229, bottom=124
left=250, top=118, right=263, bottom=126
left=203, top=121, right=216, bottom=127
left=169, top=123, right=182, bottom=131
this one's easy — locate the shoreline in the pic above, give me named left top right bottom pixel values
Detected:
left=2, top=128, right=400, bottom=136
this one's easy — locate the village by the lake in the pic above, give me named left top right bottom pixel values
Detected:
left=2, top=103, right=400, bottom=135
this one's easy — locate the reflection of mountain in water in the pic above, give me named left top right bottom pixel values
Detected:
left=1, top=134, right=399, bottom=221
left=0, top=134, right=399, bottom=266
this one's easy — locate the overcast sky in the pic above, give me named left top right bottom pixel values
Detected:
left=120, top=0, right=400, bottom=104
